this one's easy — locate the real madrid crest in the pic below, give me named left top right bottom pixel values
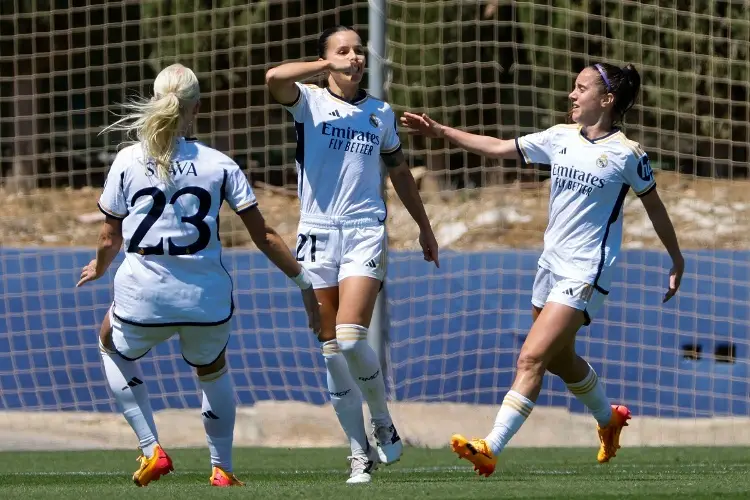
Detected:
left=596, top=154, right=608, bottom=169
left=369, top=113, right=381, bottom=128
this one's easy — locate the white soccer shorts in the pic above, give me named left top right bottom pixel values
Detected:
left=530, top=267, right=610, bottom=325
left=109, top=308, right=231, bottom=367
left=295, top=219, right=387, bottom=289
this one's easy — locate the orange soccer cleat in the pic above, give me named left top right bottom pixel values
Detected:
left=132, top=444, right=174, bottom=487
left=597, top=404, right=632, bottom=463
left=450, top=434, right=497, bottom=477
left=210, top=466, right=245, bottom=487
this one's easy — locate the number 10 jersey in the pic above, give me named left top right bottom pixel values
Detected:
left=98, top=138, right=257, bottom=326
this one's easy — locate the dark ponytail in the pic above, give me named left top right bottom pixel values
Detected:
left=592, top=62, right=641, bottom=124
left=317, top=25, right=356, bottom=59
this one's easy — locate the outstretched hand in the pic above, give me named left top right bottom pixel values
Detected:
left=400, top=112, right=445, bottom=139
left=76, top=259, right=104, bottom=287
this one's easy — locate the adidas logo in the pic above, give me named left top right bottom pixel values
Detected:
left=329, top=109, right=341, bottom=118
left=202, top=410, right=220, bottom=420
left=562, top=287, right=575, bottom=296
left=365, top=259, right=377, bottom=268
left=559, top=147, right=567, bottom=155
left=121, top=377, right=143, bottom=391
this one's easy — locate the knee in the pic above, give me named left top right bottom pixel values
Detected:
left=317, top=329, right=336, bottom=343
left=335, top=324, right=369, bottom=354
left=546, top=348, right=577, bottom=377
left=195, top=352, right=227, bottom=380
left=516, top=350, right=547, bottom=378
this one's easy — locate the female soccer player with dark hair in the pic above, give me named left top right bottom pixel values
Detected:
left=403, top=62, right=684, bottom=476
left=266, top=26, right=439, bottom=483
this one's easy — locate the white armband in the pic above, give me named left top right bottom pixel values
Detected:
left=291, top=267, right=312, bottom=290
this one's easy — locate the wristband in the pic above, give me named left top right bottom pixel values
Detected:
left=292, top=267, right=312, bottom=290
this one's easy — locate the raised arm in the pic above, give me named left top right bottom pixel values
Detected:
left=265, top=59, right=353, bottom=105
left=639, top=188, right=684, bottom=302
left=400, top=112, right=519, bottom=160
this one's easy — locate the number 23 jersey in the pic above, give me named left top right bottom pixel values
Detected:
left=98, top=138, right=257, bottom=326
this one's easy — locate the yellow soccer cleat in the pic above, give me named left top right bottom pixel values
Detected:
left=597, top=404, right=632, bottom=463
left=210, top=466, right=245, bottom=487
left=132, top=444, right=174, bottom=487
left=450, top=434, right=497, bottom=477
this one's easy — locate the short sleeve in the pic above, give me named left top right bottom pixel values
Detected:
left=623, top=150, right=656, bottom=197
left=97, top=152, right=129, bottom=220
left=283, top=82, right=312, bottom=123
left=380, top=107, right=402, bottom=157
left=515, top=127, right=555, bottom=166
left=223, top=164, right=258, bottom=214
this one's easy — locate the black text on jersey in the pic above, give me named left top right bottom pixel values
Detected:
left=145, top=161, right=198, bottom=177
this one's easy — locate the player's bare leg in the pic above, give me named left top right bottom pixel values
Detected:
left=99, top=310, right=173, bottom=486
left=548, top=341, right=630, bottom=463
left=195, top=352, right=244, bottom=486
left=452, top=303, right=583, bottom=476
left=338, top=277, right=402, bottom=465
left=315, top=286, right=377, bottom=483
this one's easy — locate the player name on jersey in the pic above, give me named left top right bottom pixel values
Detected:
left=145, top=160, right=198, bottom=177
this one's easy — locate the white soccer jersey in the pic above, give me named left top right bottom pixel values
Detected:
left=516, top=124, right=656, bottom=288
left=98, top=138, right=257, bottom=326
left=283, top=83, right=401, bottom=223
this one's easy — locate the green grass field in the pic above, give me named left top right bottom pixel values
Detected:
left=2, top=447, right=749, bottom=499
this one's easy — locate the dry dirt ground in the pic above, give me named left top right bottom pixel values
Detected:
left=2, top=402, right=750, bottom=451
left=1, top=171, right=748, bottom=251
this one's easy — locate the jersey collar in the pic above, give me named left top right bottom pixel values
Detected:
left=579, top=126, right=620, bottom=144
left=326, top=87, right=369, bottom=105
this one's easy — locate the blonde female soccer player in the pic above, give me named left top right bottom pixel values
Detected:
left=266, top=25, right=439, bottom=483
left=77, top=63, right=320, bottom=487
left=402, top=63, right=684, bottom=475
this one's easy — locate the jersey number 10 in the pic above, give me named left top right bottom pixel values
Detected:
left=127, top=186, right=212, bottom=256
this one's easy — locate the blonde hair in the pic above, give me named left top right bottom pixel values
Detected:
left=102, top=63, right=200, bottom=179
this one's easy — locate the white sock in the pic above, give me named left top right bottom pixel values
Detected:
left=322, top=340, right=369, bottom=457
left=566, top=363, right=612, bottom=427
left=335, top=324, right=391, bottom=426
left=199, top=365, right=236, bottom=472
left=100, top=342, right=158, bottom=457
left=484, top=390, right=534, bottom=456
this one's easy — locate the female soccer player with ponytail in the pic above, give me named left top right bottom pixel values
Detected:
left=78, top=63, right=320, bottom=487
left=266, top=25, right=439, bottom=483
left=403, top=63, right=684, bottom=475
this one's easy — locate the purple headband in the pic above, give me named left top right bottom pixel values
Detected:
left=595, top=64, right=611, bottom=92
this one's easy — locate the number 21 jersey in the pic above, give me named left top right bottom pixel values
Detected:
left=98, top=138, right=257, bottom=326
